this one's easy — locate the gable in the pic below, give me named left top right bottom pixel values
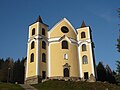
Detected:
left=49, top=18, right=77, bottom=40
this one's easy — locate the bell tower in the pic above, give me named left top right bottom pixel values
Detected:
left=77, top=21, right=96, bottom=80
left=25, top=16, right=48, bottom=84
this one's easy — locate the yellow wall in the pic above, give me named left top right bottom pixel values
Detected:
left=80, top=44, right=92, bottom=77
left=27, top=23, right=38, bottom=77
left=39, top=40, right=48, bottom=76
left=26, top=18, right=95, bottom=80
left=27, top=41, right=37, bottom=77
left=77, top=27, right=89, bottom=41
left=77, top=26, right=93, bottom=78
left=50, top=40, right=79, bottom=77
left=29, top=23, right=37, bottom=37
left=28, top=22, right=48, bottom=77
left=50, top=20, right=77, bottom=40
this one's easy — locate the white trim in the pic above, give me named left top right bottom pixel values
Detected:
left=87, top=27, right=90, bottom=39
left=25, top=43, right=29, bottom=79
left=37, top=22, right=40, bottom=34
left=78, top=39, right=91, bottom=45
left=36, top=22, right=40, bottom=76
left=28, top=26, right=31, bottom=39
left=49, top=18, right=77, bottom=34
left=48, top=37, right=60, bottom=42
left=76, top=27, right=89, bottom=31
left=48, top=36, right=78, bottom=46
left=48, top=42, right=51, bottom=77
left=78, top=46, right=82, bottom=78
left=89, top=42, right=95, bottom=76
left=36, top=39, right=38, bottom=75
left=48, top=31, right=51, bottom=77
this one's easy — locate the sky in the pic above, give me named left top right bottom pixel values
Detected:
left=0, top=0, right=120, bottom=70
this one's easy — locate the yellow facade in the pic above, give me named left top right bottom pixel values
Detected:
left=25, top=16, right=96, bottom=84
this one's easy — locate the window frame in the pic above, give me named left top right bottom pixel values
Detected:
left=30, top=53, right=34, bottom=62
left=64, top=54, right=68, bottom=60
left=82, top=55, right=88, bottom=64
left=61, top=26, right=69, bottom=33
left=42, top=28, right=45, bottom=36
left=32, top=28, right=35, bottom=36
left=42, top=53, right=46, bottom=62
left=42, top=41, right=46, bottom=49
left=62, top=40, right=68, bottom=49
left=82, top=44, right=87, bottom=51
left=81, top=32, right=86, bottom=38
left=31, top=41, right=35, bottom=49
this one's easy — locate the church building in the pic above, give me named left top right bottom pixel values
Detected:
left=25, top=16, right=96, bottom=84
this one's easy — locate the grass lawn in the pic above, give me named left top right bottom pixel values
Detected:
left=0, top=82, right=24, bottom=90
left=33, top=80, right=120, bottom=90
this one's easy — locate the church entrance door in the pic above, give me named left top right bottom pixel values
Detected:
left=64, top=68, right=69, bottom=77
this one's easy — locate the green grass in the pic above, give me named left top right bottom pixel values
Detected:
left=0, top=83, right=24, bottom=90
left=33, top=80, right=120, bottom=90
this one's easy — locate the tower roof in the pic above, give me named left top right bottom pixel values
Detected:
left=36, top=16, right=43, bottom=23
left=81, top=21, right=86, bottom=28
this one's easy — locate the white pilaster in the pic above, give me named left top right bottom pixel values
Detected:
left=89, top=43, right=95, bottom=76
left=36, top=22, right=40, bottom=76
left=25, top=43, right=29, bottom=79
left=78, top=45, right=83, bottom=78
left=48, top=32, right=51, bottom=77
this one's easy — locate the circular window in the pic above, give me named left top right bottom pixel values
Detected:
left=61, top=26, right=69, bottom=33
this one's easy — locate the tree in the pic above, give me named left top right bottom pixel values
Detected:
left=13, top=57, right=26, bottom=84
left=117, top=8, right=120, bottom=18
left=97, top=62, right=106, bottom=82
left=116, top=61, right=120, bottom=74
left=115, top=8, right=120, bottom=85
left=116, top=30, right=120, bottom=52
left=105, top=65, right=116, bottom=83
left=0, top=58, right=14, bottom=82
left=116, top=8, right=120, bottom=52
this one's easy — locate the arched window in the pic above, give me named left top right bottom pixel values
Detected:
left=64, top=54, right=68, bottom=60
left=31, top=41, right=35, bottom=49
left=42, top=41, right=46, bottom=49
left=82, top=44, right=87, bottom=51
left=82, top=55, right=88, bottom=64
left=32, top=28, right=35, bottom=36
left=42, top=28, right=45, bottom=36
left=64, top=68, right=69, bottom=77
left=42, top=53, right=46, bottom=62
left=81, top=32, right=86, bottom=38
left=62, top=40, right=68, bottom=49
left=30, top=53, right=34, bottom=62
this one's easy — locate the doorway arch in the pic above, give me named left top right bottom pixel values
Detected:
left=64, top=68, right=69, bottom=77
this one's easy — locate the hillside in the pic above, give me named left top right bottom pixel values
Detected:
left=0, top=83, right=24, bottom=90
left=33, top=80, right=120, bottom=90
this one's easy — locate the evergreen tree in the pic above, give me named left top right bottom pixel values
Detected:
left=116, top=30, right=120, bottom=52
left=116, top=61, right=120, bottom=74
left=105, top=65, right=116, bottom=84
left=97, top=62, right=106, bottom=82
left=13, top=57, right=26, bottom=84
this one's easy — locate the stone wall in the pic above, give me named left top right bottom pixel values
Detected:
left=25, top=75, right=42, bottom=84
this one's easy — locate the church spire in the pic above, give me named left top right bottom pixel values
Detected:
left=36, top=16, right=43, bottom=23
left=81, top=20, right=86, bottom=28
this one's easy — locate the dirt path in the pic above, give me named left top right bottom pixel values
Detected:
left=19, top=84, right=38, bottom=90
